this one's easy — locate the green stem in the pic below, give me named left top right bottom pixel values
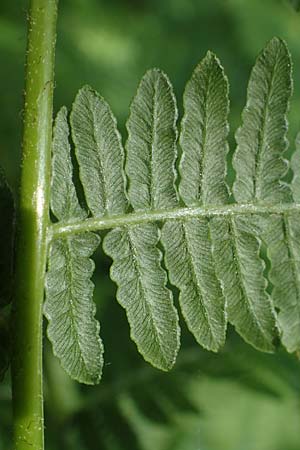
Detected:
left=49, top=202, right=300, bottom=240
left=11, top=1, right=58, bottom=449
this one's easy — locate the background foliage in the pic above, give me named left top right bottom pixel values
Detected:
left=1, top=0, right=300, bottom=449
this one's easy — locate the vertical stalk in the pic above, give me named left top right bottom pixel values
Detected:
left=11, top=1, right=58, bottom=449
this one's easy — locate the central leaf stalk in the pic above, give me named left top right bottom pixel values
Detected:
left=11, top=1, right=58, bottom=449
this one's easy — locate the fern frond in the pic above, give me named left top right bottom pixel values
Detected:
left=45, top=108, right=103, bottom=384
left=262, top=214, right=300, bottom=352
left=210, top=38, right=293, bottom=351
left=104, top=69, right=180, bottom=370
left=211, top=216, right=276, bottom=351
left=236, top=38, right=300, bottom=353
left=261, top=134, right=300, bottom=353
left=45, top=233, right=102, bottom=384
left=233, top=37, right=292, bottom=203
left=103, top=224, right=180, bottom=371
left=46, top=37, right=300, bottom=382
left=50, top=107, right=86, bottom=222
left=163, top=218, right=226, bottom=351
left=179, top=51, right=229, bottom=207
left=70, top=76, right=180, bottom=371
left=125, top=69, right=178, bottom=210
left=71, top=85, right=127, bottom=217
left=162, top=52, right=227, bottom=351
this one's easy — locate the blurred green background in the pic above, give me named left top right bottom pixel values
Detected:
left=2, top=0, right=300, bottom=449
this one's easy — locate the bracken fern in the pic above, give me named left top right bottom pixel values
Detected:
left=37, top=37, right=300, bottom=384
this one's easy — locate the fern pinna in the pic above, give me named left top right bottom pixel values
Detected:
left=44, top=37, right=300, bottom=385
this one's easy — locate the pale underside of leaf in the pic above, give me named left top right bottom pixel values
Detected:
left=179, top=51, right=229, bottom=206
left=45, top=233, right=103, bottom=384
left=162, top=218, right=226, bottom=352
left=118, top=69, right=180, bottom=368
left=46, top=37, right=300, bottom=377
left=51, top=106, right=86, bottom=222
left=71, top=85, right=127, bottom=217
left=210, top=216, right=277, bottom=352
left=160, top=53, right=229, bottom=352
left=47, top=109, right=104, bottom=384
left=125, top=68, right=178, bottom=210
left=103, top=224, right=180, bottom=371
left=264, top=138, right=300, bottom=352
left=263, top=213, right=300, bottom=352
left=233, top=37, right=292, bottom=203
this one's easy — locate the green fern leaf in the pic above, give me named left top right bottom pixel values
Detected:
left=233, top=37, right=292, bottom=204
left=45, top=108, right=103, bottom=384
left=125, top=68, right=178, bottom=210
left=236, top=38, right=297, bottom=353
left=69, top=76, right=180, bottom=370
left=47, top=38, right=300, bottom=379
left=162, top=219, right=226, bottom=351
left=211, top=216, right=276, bottom=351
left=71, top=85, right=127, bottom=217
left=178, top=51, right=229, bottom=207
left=167, top=49, right=276, bottom=352
left=104, top=69, right=180, bottom=370
left=0, top=168, right=14, bottom=306
left=50, top=107, right=86, bottom=222
left=163, top=52, right=228, bottom=351
left=262, top=214, right=300, bottom=352
left=45, top=234, right=102, bottom=384
left=261, top=134, right=300, bottom=353
left=103, top=224, right=180, bottom=371
left=225, top=37, right=292, bottom=351
left=212, top=38, right=291, bottom=351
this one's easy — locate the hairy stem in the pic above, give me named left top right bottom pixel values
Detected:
left=50, top=202, right=300, bottom=240
left=11, top=1, right=58, bottom=449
